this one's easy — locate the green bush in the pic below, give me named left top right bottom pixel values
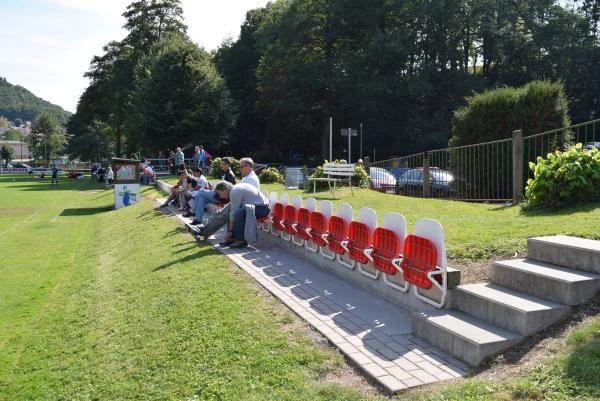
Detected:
left=210, top=157, right=240, bottom=178
left=258, top=167, right=284, bottom=184
left=449, top=80, right=570, bottom=198
left=450, top=80, right=570, bottom=146
left=309, top=160, right=370, bottom=190
left=525, top=144, right=600, bottom=208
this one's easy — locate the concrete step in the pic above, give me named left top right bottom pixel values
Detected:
left=451, top=283, right=570, bottom=336
left=528, top=235, right=600, bottom=274
left=492, top=258, right=600, bottom=306
left=412, top=309, right=523, bottom=366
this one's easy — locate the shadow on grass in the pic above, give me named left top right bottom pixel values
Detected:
left=519, top=202, right=600, bottom=217
left=60, top=206, right=112, bottom=216
left=7, top=181, right=103, bottom=191
left=137, top=209, right=165, bottom=221
left=152, top=247, right=217, bottom=271
left=564, top=339, right=600, bottom=396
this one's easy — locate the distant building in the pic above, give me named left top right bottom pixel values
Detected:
left=0, top=140, right=30, bottom=162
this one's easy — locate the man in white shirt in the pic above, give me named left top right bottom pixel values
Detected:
left=240, top=157, right=260, bottom=188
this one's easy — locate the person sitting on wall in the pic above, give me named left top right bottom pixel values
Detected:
left=213, top=181, right=270, bottom=248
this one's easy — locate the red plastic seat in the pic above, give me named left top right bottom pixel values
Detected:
left=347, top=222, right=372, bottom=264
left=215, top=202, right=226, bottom=209
left=372, top=228, right=402, bottom=275
left=400, top=235, right=438, bottom=289
left=257, top=216, right=269, bottom=224
left=309, top=212, right=328, bottom=246
left=271, top=203, right=285, bottom=231
left=327, top=216, right=349, bottom=255
left=283, top=205, right=298, bottom=235
left=295, top=208, right=311, bottom=240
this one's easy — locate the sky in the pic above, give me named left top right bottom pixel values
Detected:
left=0, top=0, right=271, bottom=114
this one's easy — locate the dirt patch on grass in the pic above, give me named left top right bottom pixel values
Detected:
left=79, top=189, right=105, bottom=194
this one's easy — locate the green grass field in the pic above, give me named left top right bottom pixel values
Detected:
left=2, top=173, right=599, bottom=401
left=0, top=175, right=376, bottom=401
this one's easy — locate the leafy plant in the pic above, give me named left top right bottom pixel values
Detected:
left=258, top=167, right=284, bottom=184
left=525, top=144, right=600, bottom=208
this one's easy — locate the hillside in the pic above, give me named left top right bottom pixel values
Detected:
left=0, top=77, right=71, bottom=126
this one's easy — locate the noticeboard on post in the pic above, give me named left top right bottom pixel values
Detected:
left=112, top=158, right=141, bottom=209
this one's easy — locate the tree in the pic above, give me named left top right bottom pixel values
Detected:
left=4, top=129, right=21, bottom=141
left=30, top=112, right=67, bottom=165
left=70, top=0, right=187, bottom=157
left=0, top=144, right=13, bottom=167
left=126, top=34, right=236, bottom=154
left=0, top=116, right=9, bottom=129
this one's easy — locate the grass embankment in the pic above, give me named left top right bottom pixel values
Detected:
left=159, top=176, right=600, bottom=261
left=3, top=174, right=598, bottom=400
left=0, top=175, right=375, bottom=401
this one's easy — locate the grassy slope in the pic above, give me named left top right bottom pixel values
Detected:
left=160, top=176, right=600, bottom=260
left=3, top=174, right=599, bottom=401
left=0, top=175, right=376, bottom=401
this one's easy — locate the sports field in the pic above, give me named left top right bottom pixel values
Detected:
left=2, top=174, right=600, bottom=401
left=0, top=175, right=376, bottom=401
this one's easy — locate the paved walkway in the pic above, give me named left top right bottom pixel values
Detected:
left=159, top=201, right=466, bottom=393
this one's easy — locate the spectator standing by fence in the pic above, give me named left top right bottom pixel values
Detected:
left=168, top=150, right=176, bottom=175
left=106, top=166, right=114, bottom=185
left=174, top=147, right=184, bottom=170
left=158, top=150, right=164, bottom=170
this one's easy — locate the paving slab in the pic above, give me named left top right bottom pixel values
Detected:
left=156, top=199, right=466, bottom=393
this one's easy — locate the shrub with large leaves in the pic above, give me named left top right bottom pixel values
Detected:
left=525, top=144, right=600, bottom=208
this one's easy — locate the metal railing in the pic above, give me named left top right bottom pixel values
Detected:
left=369, top=119, right=600, bottom=202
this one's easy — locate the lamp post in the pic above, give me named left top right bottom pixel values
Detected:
left=360, top=122, right=363, bottom=160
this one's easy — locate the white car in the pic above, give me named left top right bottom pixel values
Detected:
left=369, top=167, right=397, bottom=193
left=9, top=163, right=33, bottom=173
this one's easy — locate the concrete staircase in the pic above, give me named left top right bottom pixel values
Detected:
left=412, top=235, right=600, bottom=366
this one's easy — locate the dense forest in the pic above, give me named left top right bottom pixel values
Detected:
left=68, top=0, right=600, bottom=163
left=0, top=77, right=71, bottom=126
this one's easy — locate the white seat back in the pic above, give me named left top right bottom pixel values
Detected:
left=381, top=212, right=407, bottom=247
left=279, top=193, right=289, bottom=206
left=319, top=200, right=334, bottom=220
left=414, top=218, right=446, bottom=269
left=335, top=203, right=354, bottom=224
left=291, top=195, right=303, bottom=209
left=268, top=192, right=278, bottom=210
left=356, top=207, right=377, bottom=233
left=303, top=197, right=317, bottom=213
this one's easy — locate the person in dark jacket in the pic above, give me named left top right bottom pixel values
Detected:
left=220, top=158, right=236, bottom=184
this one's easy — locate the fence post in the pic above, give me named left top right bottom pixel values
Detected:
left=423, top=157, right=430, bottom=198
left=512, top=129, right=524, bottom=203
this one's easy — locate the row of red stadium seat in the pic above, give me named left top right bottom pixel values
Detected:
left=259, top=192, right=448, bottom=308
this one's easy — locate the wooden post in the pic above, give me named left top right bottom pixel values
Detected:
left=423, top=158, right=430, bottom=198
left=512, top=129, right=524, bottom=203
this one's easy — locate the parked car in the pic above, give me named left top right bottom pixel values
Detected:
left=397, top=168, right=454, bottom=197
left=584, top=142, right=600, bottom=150
left=369, top=167, right=397, bottom=193
left=9, top=163, right=33, bottom=173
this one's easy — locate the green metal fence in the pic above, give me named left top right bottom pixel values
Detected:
left=369, top=119, right=600, bottom=202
